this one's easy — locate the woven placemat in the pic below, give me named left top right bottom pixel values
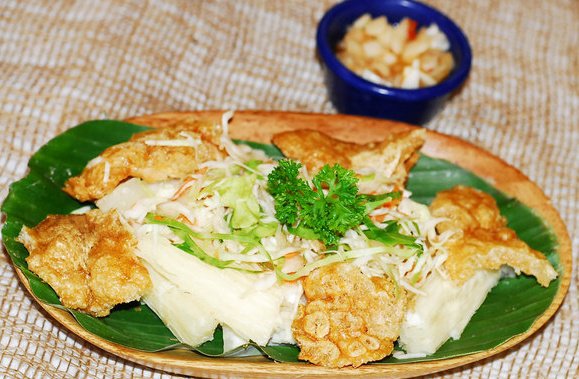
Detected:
left=0, top=0, right=577, bottom=378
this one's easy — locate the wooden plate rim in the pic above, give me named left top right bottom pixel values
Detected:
left=10, top=110, right=572, bottom=378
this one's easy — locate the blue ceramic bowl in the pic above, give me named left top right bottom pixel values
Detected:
left=316, top=0, right=472, bottom=125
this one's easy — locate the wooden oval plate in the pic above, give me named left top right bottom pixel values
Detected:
left=11, top=111, right=572, bottom=378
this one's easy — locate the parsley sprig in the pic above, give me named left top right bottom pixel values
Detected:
left=267, top=160, right=423, bottom=255
left=267, top=160, right=366, bottom=245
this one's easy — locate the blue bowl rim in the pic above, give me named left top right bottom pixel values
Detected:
left=316, top=0, right=472, bottom=101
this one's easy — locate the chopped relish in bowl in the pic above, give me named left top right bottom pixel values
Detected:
left=336, top=14, right=454, bottom=89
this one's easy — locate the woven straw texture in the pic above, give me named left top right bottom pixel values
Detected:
left=0, top=0, right=577, bottom=378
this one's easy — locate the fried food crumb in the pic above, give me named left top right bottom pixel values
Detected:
left=18, top=209, right=151, bottom=317
left=430, top=186, right=557, bottom=287
left=292, top=263, right=407, bottom=368
left=63, top=119, right=225, bottom=202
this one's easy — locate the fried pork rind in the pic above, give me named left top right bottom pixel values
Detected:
left=349, top=129, right=425, bottom=188
left=17, top=209, right=151, bottom=317
left=430, top=186, right=557, bottom=287
left=272, top=129, right=425, bottom=190
left=292, top=263, right=407, bottom=368
left=63, top=119, right=225, bottom=202
left=272, top=130, right=365, bottom=173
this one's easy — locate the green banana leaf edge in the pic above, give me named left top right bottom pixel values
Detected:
left=1, top=120, right=561, bottom=363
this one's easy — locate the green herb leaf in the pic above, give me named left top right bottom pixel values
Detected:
left=145, top=214, right=234, bottom=269
left=267, top=160, right=366, bottom=245
left=362, top=217, right=423, bottom=256
left=360, top=191, right=402, bottom=213
left=266, top=159, right=309, bottom=226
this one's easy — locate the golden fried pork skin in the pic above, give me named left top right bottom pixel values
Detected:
left=63, top=119, right=225, bottom=202
left=18, top=209, right=151, bottom=317
left=272, top=130, right=365, bottom=172
left=430, top=186, right=557, bottom=287
left=271, top=128, right=425, bottom=188
left=292, top=263, right=407, bottom=368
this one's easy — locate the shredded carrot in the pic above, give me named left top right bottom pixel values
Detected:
left=407, top=19, right=418, bottom=40
left=176, top=213, right=195, bottom=226
left=284, top=251, right=301, bottom=259
left=371, top=214, right=388, bottom=223
left=171, top=177, right=196, bottom=200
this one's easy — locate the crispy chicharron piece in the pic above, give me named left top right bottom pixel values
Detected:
left=63, top=119, right=225, bottom=202
left=271, top=128, right=425, bottom=188
left=18, top=209, right=151, bottom=317
left=430, top=186, right=557, bottom=287
left=292, top=263, right=407, bottom=368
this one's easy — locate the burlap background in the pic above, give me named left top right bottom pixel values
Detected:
left=0, top=0, right=577, bottom=378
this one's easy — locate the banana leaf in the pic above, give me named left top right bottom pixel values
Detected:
left=1, top=120, right=561, bottom=363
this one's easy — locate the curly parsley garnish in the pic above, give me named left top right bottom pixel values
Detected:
left=267, top=160, right=364, bottom=245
